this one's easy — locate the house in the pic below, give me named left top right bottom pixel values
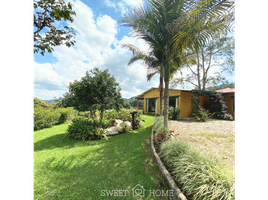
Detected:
left=135, top=87, right=235, bottom=118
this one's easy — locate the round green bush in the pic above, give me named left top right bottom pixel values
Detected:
left=67, top=119, right=96, bottom=141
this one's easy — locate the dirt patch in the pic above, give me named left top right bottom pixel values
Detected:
left=169, top=119, right=235, bottom=171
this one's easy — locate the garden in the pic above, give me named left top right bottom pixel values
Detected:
left=34, top=114, right=171, bottom=199
left=152, top=114, right=235, bottom=200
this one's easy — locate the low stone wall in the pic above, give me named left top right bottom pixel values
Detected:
left=150, top=129, right=187, bottom=200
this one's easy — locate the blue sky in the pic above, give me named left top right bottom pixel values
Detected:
left=34, top=0, right=235, bottom=100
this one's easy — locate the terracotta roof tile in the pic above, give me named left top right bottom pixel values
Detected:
left=215, top=88, right=235, bottom=93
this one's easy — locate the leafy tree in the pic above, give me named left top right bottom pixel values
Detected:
left=64, top=68, right=123, bottom=127
left=170, top=33, right=235, bottom=90
left=34, top=0, right=76, bottom=56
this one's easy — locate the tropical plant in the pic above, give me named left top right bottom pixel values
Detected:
left=67, top=119, right=97, bottom=141
left=121, top=0, right=234, bottom=129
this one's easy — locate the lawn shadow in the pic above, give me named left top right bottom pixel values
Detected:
left=34, top=125, right=164, bottom=200
left=34, top=133, right=103, bottom=152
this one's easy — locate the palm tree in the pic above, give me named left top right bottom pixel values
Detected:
left=122, top=44, right=165, bottom=115
left=121, top=0, right=234, bottom=128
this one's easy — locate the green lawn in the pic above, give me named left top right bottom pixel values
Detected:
left=34, top=115, right=168, bottom=199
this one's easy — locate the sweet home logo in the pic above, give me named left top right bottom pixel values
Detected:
left=101, top=184, right=173, bottom=197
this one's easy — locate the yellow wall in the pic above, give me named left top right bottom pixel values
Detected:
left=197, top=95, right=209, bottom=108
left=179, top=91, right=192, bottom=118
left=143, top=88, right=192, bottom=118
left=142, top=88, right=235, bottom=118
left=143, top=88, right=181, bottom=114
left=223, top=94, right=235, bottom=116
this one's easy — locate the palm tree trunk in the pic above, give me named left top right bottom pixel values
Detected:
left=159, top=76, right=163, bottom=116
left=164, top=80, right=169, bottom=128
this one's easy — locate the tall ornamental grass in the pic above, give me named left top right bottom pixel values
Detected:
left=160, top=139, right=235, bottom=200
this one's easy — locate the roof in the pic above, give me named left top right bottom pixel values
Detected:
left=135, top=87, right=191, bottom=99
left=215, top=88, right=235, bottom=94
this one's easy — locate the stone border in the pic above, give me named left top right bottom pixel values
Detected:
left=150, top=129, right=187, bottom=200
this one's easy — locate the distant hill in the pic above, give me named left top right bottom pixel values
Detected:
left=123, top=96, right=136, bottom=103
left=44, top=99, right=57, bottom=103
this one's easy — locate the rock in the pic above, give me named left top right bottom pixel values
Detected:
left=105, top=126, right=123, bottom=136
left=120, top=121, right=131, bottom=128
left=114, top=119, right=123, bottom=127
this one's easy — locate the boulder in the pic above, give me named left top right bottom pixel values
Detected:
left=114, top=119, right=123, bottom=127
left=120, top=121, right=131, bottom=128
left=105, top=126, right=123, bottom=136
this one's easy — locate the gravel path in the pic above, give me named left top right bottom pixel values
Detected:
left=169, top=118, right=235, bottom=170
left=169, top=118, right=235, bottom=135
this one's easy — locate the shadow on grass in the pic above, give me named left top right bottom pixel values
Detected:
left=34, top=125, right=165, bottom=199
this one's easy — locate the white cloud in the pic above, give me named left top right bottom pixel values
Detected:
left=34, top=62, right=64, bottom=89
left=104, top=0, right=116, bottom=8
left=34, top=0, right=158, bottom=100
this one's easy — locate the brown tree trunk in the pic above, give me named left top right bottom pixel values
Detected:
left=159, top=76, right=163, bottom=116
left=164, top=80, right=169, bottom=128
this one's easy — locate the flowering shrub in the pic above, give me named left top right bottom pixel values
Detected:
left=155, top=130, right=175, bottom=144
left=210, top=93, right=233, bottom=120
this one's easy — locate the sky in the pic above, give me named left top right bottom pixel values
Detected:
left=34, top=0, right=235, bottom=100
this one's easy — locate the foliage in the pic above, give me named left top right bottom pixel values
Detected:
left=71, top=116, right=86, bottom=123
left=34, top=0, right=76, bottom=55
left=34, top=106, right=61, bottom=130
left=123, top=125, right=132, bottom=133
left=152, top=116, right=170, bottom=141
left=210, top=93, right=233, bottom=120
left=161, top=139, right=234, bottom=200
left=64, top=68, right=123, bottom=128
left=120, top=102, right=131, bottom=109
left=104, top=108, right=142, bottom=123
left=168, top=106, right=180, bottom=120
left=95, top=128, right=107, bottom=139
left=67, top=120, right=97, bottom=141
left=170, top=32, right=235, bottom=90
left=191, top=93, right=212, bottom=122
left=57, top=107, right=73, bottom=124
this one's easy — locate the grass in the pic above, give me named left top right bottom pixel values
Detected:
left=34, top=114, right=169, bottom=199
left=160, top=138, right=235, bottom=200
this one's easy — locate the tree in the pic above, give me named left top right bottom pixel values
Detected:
left=64, top=68, right=123, bottom=127
left=121, top=0, right=234, bottom=128
left=34, top=0, right=76, bottom=56
left=170, top=33, right=235, bottom=90
left=122, top=44, right=166, bottom=116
